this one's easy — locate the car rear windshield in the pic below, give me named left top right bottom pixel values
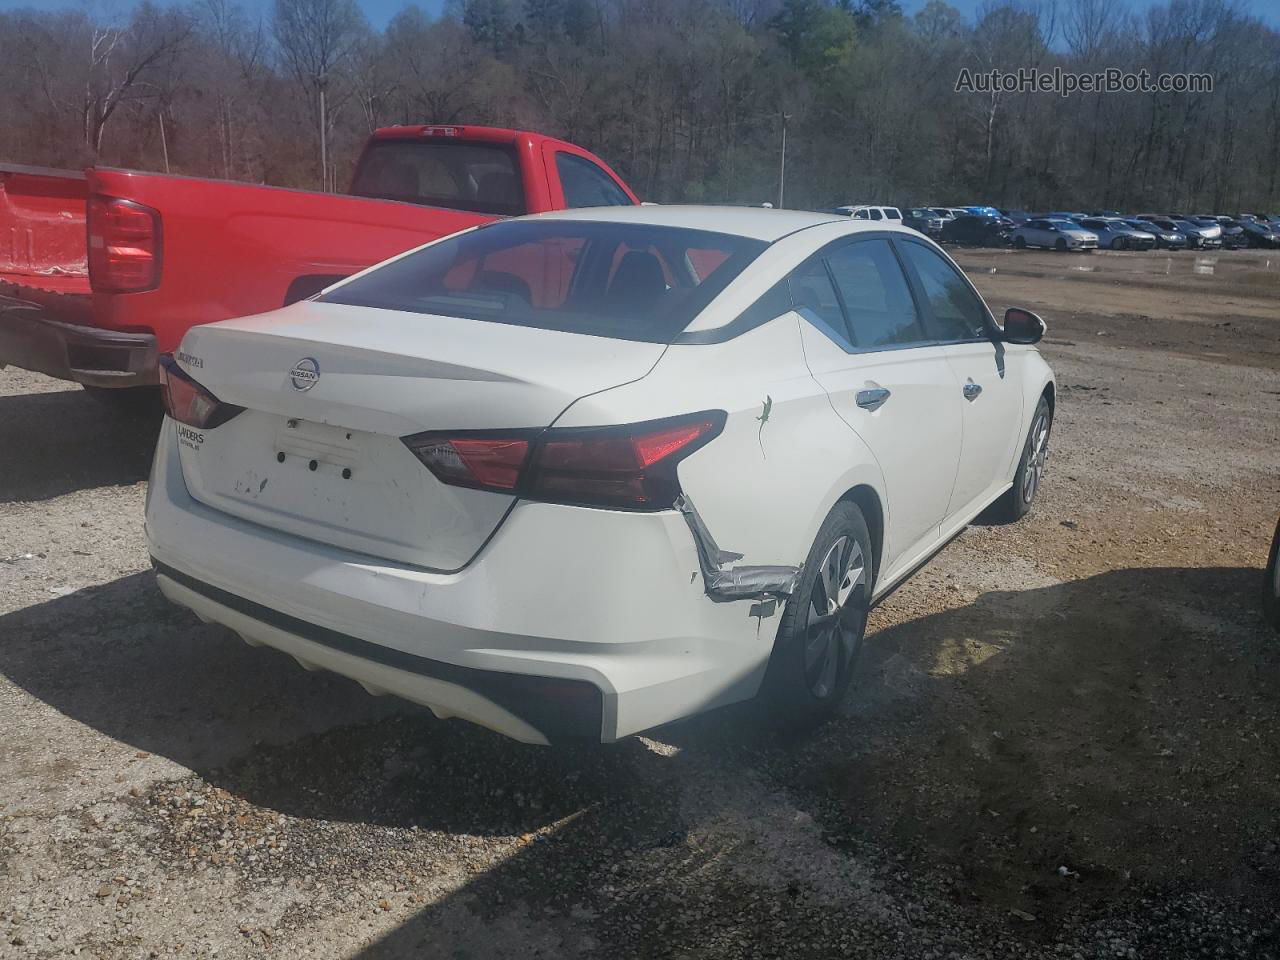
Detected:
left=320, top=220, right=768, bottom=343
left=350, top=140, right=526, bottom=216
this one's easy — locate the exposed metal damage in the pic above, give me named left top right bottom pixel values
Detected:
left=675, top=494, right=800, bottom=602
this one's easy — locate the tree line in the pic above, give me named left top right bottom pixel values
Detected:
left=1, top=0, right=1277, bottom=213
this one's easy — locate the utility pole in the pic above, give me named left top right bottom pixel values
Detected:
left=158, top=108, right=170, bottom=174
left=318, top=76, right=328, bottom=192
left=778, top=112, right=790, bottom=209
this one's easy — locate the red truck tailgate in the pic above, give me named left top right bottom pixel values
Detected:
left=0, top=164, right=91, bottom=297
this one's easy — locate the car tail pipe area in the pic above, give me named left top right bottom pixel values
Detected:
left=674, top=494, right=800, bottom=602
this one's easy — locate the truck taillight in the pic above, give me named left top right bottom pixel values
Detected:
left=159, top=355, right=242, bottom=429
left=403, top=411, right=725, bottom=510
left=88, top=195, right=162, bottom=293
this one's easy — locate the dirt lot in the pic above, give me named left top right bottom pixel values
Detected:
left=1, top=246, right=1278, bottom=959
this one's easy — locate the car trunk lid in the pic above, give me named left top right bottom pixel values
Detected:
left=173, top=300, right=664, bottom=570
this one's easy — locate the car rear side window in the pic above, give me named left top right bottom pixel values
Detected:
left=825, top=239, right=926, bottom=348
left=321, top=220, right=766, bottom=344
left=787, top=259, right=847, bottom=340
left=556, top=153, right=632, bottom=208
left=896, top=240, right=989, bottom=341
left=350, top=140, right=526, bottom=216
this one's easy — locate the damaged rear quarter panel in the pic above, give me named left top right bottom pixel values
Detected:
left=554, top=315, right=887, bottom=583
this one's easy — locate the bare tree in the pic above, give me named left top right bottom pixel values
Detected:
left=272, top=0, right=368, bottom=189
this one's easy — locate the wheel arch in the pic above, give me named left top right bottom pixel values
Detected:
left=835, top=485, right=885, bottom=587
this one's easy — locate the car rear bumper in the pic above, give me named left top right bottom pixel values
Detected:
left=144, top=420, right=774, bottom=744
left=0, top=294, right=157, bottom=387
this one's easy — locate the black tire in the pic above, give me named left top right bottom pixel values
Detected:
left=1055, top=238, right=1067, bottom=251
left=82, top=385, right=163, bottom=418
left=1264, top=518, right=1280, bottom=631
left=992, top=395, right=1052, bottom=522
left=1112, top=237, right=1125, bottom=250
left=761, top=502, right=873, bottom=730
left=1014, top=236, right=1026, bottom=249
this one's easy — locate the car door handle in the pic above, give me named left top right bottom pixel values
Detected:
left=963, top=381, right=983, bottom=401
left=855, top=387, right=891, bottom=410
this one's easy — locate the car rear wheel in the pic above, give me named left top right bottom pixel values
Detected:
left=1112, top=237, right=1126, bottom=250
left=1264, top=518, right=1280, bottom=631
left=1014, top=236, right=1026, bottom=249
left=992, top=395, right=1052, bottom=522
left=1055, top=238, right=1067, bottom=251
left=761, top=502, right=873, bottom=729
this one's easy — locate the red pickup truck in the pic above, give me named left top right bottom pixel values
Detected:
left=0, top=125, right=637, bottom=404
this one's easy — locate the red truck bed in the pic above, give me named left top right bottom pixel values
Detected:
left=0, top=125, right=637, bottom=391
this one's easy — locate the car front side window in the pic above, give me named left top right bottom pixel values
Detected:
left=896, top=239, right=989, bottom=342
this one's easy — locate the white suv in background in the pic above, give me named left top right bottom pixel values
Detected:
left=146, top=206, right=1055, bottom=744
left=835, top=205, right=904, bottom=224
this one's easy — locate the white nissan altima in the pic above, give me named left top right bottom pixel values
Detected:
left=146, top=205, right=1055, bottom=744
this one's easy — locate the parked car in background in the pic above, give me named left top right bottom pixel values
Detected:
left=1131, top=218, right=1188, bottom=249
left=1171, top=218, right=1221, bottom=249
left=927, top=207, right=956, bottom=223
left=1000, top=209, right=1032, bottom=225
left=835, top=205, right=904, bottom=224
left=903, top=207, right=945, bottom=236
left=1196, top=216, right=1246, bottom=249
left=0, top=125, right=639, bottom=408
left=1046, top=211, right=1089, bottom=222
left=1078, top=217, right=1155, bottom=250
left=1233, top=217, right=1280, bottom=248
left=1012, top=218, right=1098, bottom=251
left=1087, top=210, right=1122, bottom=218
left=963, top=205, right=1002, bottom=219
left=940, top=214, right=1010, bottom=246
left=145, top=205, right=1056, bottom=742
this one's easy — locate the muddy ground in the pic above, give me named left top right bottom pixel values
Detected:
left=1, top=246, right=1278, bottom=959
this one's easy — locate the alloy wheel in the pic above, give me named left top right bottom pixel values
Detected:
left=803, top=536, right=867, bottom=698
left=1022, top=410, right=1051, bottom=503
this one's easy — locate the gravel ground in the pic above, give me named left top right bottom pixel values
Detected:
left=1, top=246, right=1278, bottom=959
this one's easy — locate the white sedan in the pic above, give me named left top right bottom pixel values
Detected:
left=146, top=206, right=1055, bottom=744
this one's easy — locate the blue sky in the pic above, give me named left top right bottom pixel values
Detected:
left=1, top=0, right=1275, bottom=31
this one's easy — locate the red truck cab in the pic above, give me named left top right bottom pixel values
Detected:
left=0, top=125, right=637, bottom=395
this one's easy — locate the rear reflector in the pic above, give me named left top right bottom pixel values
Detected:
left=403, top=411, right=725, bottom=510
left=88, top=195, right=162, bottom=293
left=159, top=354, right=243, bottom=429
left=404, top=435, right=531, bottom=491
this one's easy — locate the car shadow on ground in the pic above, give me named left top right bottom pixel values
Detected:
left=2, top=564, right=1278, bottom=955
left=0, top=386, right=159, bottom=503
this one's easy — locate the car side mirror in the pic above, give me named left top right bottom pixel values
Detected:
left=1001, top=307, right=1045, bottom=345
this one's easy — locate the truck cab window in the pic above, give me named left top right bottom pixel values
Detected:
left=555, top=153, right=632, bottom=208
left=350, top=141, right=526, bottom=216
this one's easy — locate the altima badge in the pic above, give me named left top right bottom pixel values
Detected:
left=289, top=357, right=320, bottom=391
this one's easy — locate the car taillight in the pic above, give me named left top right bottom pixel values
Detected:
left=402, top=411, right=725, bottom=510
left=158, top=355, right=242, bottom=429
left=88, top=195, right=162, bottom=293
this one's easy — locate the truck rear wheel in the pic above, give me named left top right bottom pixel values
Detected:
left=83, top=385, right=162, bottom=418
